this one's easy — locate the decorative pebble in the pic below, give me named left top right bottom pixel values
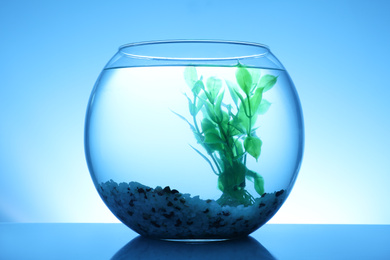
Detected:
left=99, top=180, right=286, bottom=239
left=275, top=190, right=285, bottom=197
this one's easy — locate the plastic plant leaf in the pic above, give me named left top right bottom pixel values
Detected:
left=237, top=96, right=252, bottom=132
left=206, top=77, right=222, bottom=104
left=249, top=68, right=261, bottom=89
left=204, top=132, right=224, bottom=144
left=201, top=118, right=217, bottom=134
left=170, top=109, right=196, bottom=132
left=258, top=99, right=271, bottom=115
left=189, top=144, right=218, bottom=175
left=233, top=138, right=244, bottom=158
left=209, top=143, right=225, bottom=154
left=246, top=170, right=264, bottom=195
left=244, top=136, right=262, bottom=161
left=254, top=175, right=265, bottom=195
left=219, top=112, right=230, bottom=135
left=225, top=80, right=239, bottom=108
left=235, top=67, right=252, bottom=95
left=218, top=174, right=225, bottom=191
left=215, top=157, right=224, bottom=171
left=184, top=94, right=196, bottom=116
left=231, top=113, right=246, bottom=133
left=214, top=90, right=225, bottom=121
left=234, top=89, right=248, bottom=117
left=192, top=80, right=204, bottom=96
left=193, top=132, right=203, bottom=145
left=237, top=113, right=250, bottom=134
left=194, top=96, right=205, bottom=115
left=250, top=114, right=258, bottom=129
left=250, top=88, right=263, bottom=116
left=258, top=74, right=277, bottom=92
left=204, top=91, right=214, bottom=105
left=184, top=66, right=198, bottom=88
left=204, top=101, right=217, bottom=122
left=221, top=110, right=230, bottom=124
left=229, top=119, right=245, bottom=136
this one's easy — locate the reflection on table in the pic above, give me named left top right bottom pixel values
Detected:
left=112, top=235, right=276, bottom=260
left=1, top=224, right=390, bottom=259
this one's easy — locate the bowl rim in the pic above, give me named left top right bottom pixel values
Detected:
left=118, top=40, right=270, bottom=61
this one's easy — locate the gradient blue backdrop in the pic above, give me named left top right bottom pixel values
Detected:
left=1, top=0, right=389, bottom=224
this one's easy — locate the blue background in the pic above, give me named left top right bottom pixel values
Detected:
left=1, top=0, right=389, bottom=223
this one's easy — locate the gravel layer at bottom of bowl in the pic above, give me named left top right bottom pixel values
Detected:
left=99, top=180, right=286, bottom=239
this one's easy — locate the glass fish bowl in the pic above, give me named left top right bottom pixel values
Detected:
left=84, top=40, right=304, bottom=240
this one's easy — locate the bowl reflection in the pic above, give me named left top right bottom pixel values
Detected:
left=112, top=235, right=276, bottom=260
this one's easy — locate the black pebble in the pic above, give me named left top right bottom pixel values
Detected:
left=163, top=186, right=171, bottom=193
left=276, top=190, right=285, bottom=197
left=259, top=203, right=265, bottom=208
left=210, top=217, right=224, bottom=228
left=163, top=212, right=175, bottom=219
left=167, top=201, right=173, bottom=207
left=203, top=208, right=209, bottom=214
left=175, top=219, right=182, bottom=227
left=171, top=189, right=179, bottom=194
left=151, top=221, right=160, bottom=228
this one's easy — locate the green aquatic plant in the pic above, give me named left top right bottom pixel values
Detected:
left=173, top=65, right=277, bottom=206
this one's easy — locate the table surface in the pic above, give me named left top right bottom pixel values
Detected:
left=1, top=223, right=389, bottom=260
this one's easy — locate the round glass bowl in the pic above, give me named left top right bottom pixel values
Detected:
left=85, top=40, right=304, bottom=240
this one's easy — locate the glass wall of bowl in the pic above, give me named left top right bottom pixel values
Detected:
left=84, top=40, right=304, bottom=240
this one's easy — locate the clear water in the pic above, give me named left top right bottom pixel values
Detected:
left=85, top=66, right=303, bottom=201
